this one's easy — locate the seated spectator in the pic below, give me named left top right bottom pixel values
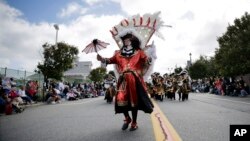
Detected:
left=26, top=81, right=38, bottom=101
left=232, top=81, right=241, bottom=96
left=239, top=83, right=249, bottom=97
left=9, top=87, right=25, bottom=113
left=10, top=78, right=17, bottom=88
left=62, top=86, right=69, bottom=96
left=58, top=81, right=65, bottom=93
left=54, top=87, right=64, bottom=99
left=47, top=88, right=61, bottom=104
left=72, top=87, right=81, bottom=99
left=66, top=90, right=77, bottom=101
left=18, top=86, right=34, bottom=104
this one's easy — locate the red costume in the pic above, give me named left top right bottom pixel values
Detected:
left=105, top=49, right=153, bottom=113
left=96, top=11, right=165, bottom=131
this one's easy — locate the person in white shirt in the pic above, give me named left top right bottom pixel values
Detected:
left=18, top=86, right=34, bottom=104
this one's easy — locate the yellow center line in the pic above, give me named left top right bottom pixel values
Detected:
left=151, top=99, right=182, bottom=141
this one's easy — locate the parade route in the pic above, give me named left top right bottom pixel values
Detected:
left=1, top=93, right=250, bottom=141
left=151, top=99, right=182, bottom=141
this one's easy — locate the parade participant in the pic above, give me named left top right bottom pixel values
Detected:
left=93, top=12, right=166, bottom=131
left=97, top=33, right=154, bottom=131
left=154, top=75, right=165, bottom=101
left=177, top=70, right=191, bottom=101
left=104, top=73, right=116, bottom=103
left=166, top=78, right=175, bottom=100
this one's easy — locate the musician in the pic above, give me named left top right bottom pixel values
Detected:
left=104, top=74, right=116, bottom=103
left=177, top=70, right=191, bottom=101
left=154, top=75, right=165, bottom=101
left=97, top=33, right=154, bottom=131
left=165, top=78, right=175, bottom=100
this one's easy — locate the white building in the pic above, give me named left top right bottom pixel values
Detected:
left=64, top=60, right=92, bottom=82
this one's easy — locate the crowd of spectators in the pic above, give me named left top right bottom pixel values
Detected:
left=191, top=76, right=249, bottom=97
left=43, top=80, right=105, bottom=104
left=0, top=76, right=109, bottom=115
left=0, top=77, right=38, bottom=115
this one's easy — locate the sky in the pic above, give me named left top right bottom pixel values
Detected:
left=0, top=0, right=249, bottom=75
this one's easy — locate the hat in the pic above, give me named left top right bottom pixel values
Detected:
left=110, top=11, right=165, bottom=49
left=179, top=70, right=188, bottom=75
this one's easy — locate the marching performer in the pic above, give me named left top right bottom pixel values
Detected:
left=165, top=77, right=175, bottom=100
left=104, top=73, right=116, bottom=103
left=154, top=75, right=165, bottom=101
left=96, top=12, right=166, bottom=131
left=177, top=70, right=192, bottom=101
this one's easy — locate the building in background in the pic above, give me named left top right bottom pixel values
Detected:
left=64, top=59, right=92, bottom=83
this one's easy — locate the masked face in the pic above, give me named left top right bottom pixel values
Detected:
left=123, top=38, right=131, bottom=46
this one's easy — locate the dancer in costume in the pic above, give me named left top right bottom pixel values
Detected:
left=97, top=33, right=153, bottom=131
left=96, top=12, right=166, bottom=131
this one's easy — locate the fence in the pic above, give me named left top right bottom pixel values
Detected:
left=0, top=67, right=44, bottom=89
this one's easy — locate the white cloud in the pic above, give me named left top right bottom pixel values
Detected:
left=85, top=0, right=104, bottom=6
left=85, top=0, right=119, bottom=5
left=1, top=0, right=250, bottom=76
left=58, top=2, right=87, bottom=18
left=116, top=0, right=250, bottom=75
left=0, top=2, right=55, bottom=71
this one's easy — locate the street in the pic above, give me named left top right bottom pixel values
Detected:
left=157, top=93, right=250, bottom=141
left=1, top=93, right=250, bottom=141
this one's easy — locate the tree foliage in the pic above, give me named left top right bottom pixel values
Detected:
left=88, top=67, right=107, bottom=82
left=189, top=56, right=208, bottom=79
left=189, top=56, right=219, bottom=79
left=215, top=12, right=250, bottom=76
left=37, top=42, right=79, bottom=80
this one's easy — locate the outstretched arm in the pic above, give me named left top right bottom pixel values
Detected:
left=96, top=51, right=118, bottom=65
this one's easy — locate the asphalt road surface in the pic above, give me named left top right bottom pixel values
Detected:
left=1, top=93, right=249, bottom=141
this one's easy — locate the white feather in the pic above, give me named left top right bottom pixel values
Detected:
left=143, top=40, right=157, bottom=80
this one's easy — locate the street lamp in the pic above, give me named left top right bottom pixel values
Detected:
left=54, top=24, right=59, bottom=48
left=189, top=53, right=192, bottom=65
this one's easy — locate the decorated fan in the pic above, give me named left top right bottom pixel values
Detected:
left=110, top=11, right=169, bottom=49
left=82, top=39, right=109, bottom=54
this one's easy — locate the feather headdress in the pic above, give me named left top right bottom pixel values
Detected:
left=110, top=11, right=166, bottom=49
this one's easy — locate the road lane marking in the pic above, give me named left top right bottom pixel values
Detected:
left=151, top=99, right=182, bottom=141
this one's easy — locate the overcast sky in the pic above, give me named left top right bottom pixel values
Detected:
left=0, top=0, right=249, bottom=75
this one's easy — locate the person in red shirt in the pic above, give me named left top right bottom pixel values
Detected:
left=9, top=87, right=24, bottom=113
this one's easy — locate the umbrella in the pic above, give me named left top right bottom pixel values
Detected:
left=82, top=39, right=109, bottom=54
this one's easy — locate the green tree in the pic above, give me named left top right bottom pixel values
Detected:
left=215, top=12, right=250, bottom=76
left=189, top=56, right=219, bottom=79
left=88, top=67, right=107, bottom=82
left=37, top=42, right=79, bottom=80
left=206, top=57, right=219, bottom=77
left=189, top=56, right=208, bottom=79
